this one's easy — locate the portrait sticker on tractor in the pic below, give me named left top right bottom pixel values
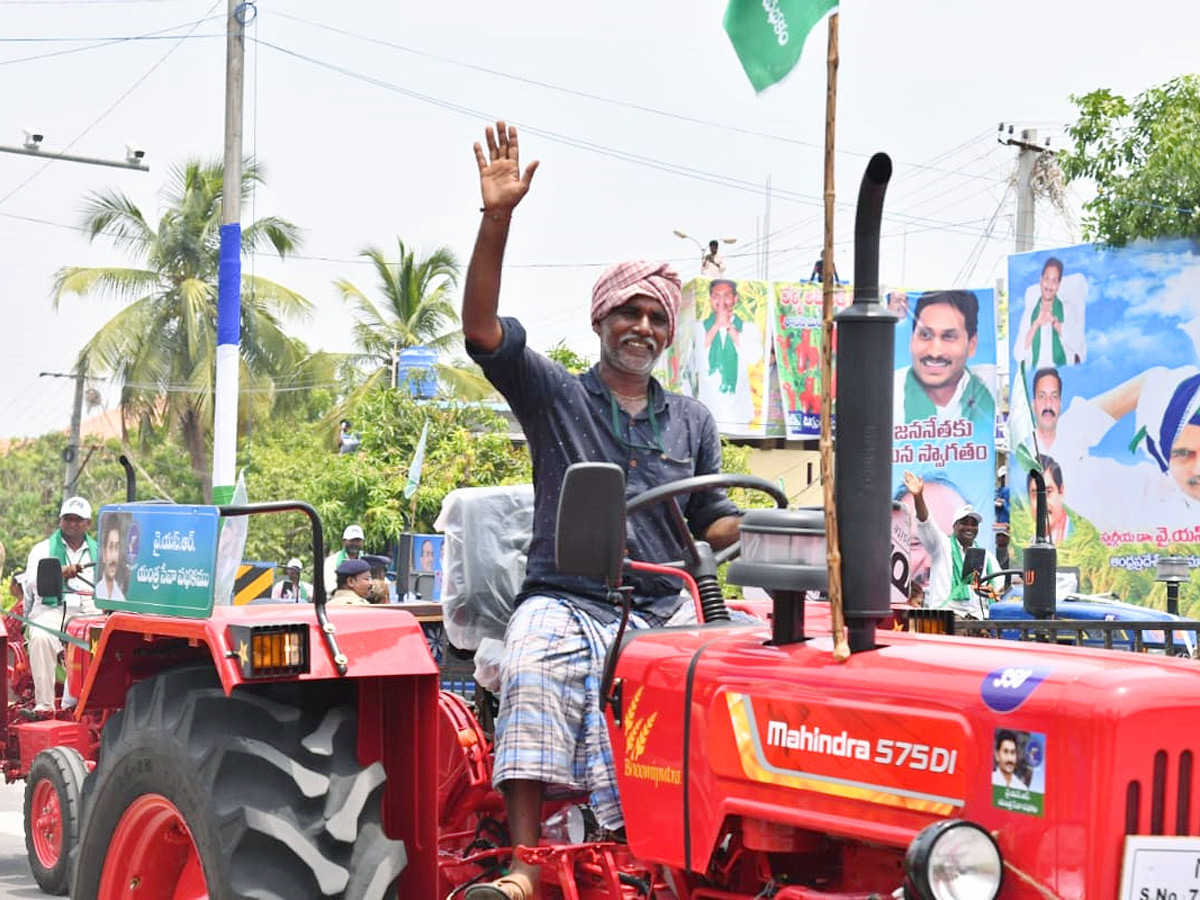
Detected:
left=980, top=666, right=1052, bottom=713
left=95, top=504, right=220, bottom=618
left=715, top=692, right=968, bottom=815
left=991, top=727, right=1045, bottom=816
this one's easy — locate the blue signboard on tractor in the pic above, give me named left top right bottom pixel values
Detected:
left=94, top=505, right=220, bottom=617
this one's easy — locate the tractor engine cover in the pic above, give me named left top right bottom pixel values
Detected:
left=607, top=618, right=1200, bottom=897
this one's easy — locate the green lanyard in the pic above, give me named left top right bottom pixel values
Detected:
left=609, top=394, right=667, bottom=458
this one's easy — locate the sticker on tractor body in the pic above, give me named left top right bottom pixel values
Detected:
left=990, top=726, right=1046, bottom=816
left=980, top=666, right=1052, bottom=713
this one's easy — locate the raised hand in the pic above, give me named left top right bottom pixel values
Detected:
left=903, top=470, right=924, bottom=497
left=473, top=120, right=539, bottom=215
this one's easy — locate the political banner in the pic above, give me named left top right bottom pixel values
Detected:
left=95, top=505, right=220, bottom=617
left=676, top=277, right=772, bottom=437
left=1008, top=241, right=1200, bottom=612
left=771, top=281, right=853, bottom=439
left=889, top=287, right=1000, bottom=590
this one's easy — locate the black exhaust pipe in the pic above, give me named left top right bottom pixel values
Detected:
left=835, top=153, right=895, bottom=653
left=119, top=454, right=137, bottom=502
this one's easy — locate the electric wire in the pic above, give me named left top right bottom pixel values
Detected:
left=253, top=35, right=1019, bottom=243
left=955, top=181, right=1016, bottom=286
left=0, top=1, right=222, bottom=210
left=0, top=17, right=223, bottom=67
left=272, top=10, right=1003, bottom=184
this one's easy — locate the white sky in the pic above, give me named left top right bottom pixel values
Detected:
left=1, top=0, right=1196, bottom=439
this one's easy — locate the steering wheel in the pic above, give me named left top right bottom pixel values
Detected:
left=626, top=473, right=788, bottom=570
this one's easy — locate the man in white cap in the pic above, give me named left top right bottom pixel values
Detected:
left=24, top=496, right=97, bottom=715
left=270, top=558, right=311, bottom=602
left=323, top=524, right=364, bottom=594
left=903, top=472, right=999, bottom=618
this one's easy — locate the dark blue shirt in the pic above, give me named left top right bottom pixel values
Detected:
left=469, top=317, right=737, bottom=608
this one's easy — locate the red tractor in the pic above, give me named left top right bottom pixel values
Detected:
left=14, top=153, right=1199, bottom=900
left=26, top=467, right=1200, bottom=900
left=1, top=582, right=107, bottom=893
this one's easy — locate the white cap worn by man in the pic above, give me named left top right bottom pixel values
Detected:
left=323, top=524, right=365, bottom=595
left=271, top=557, right=312, bottom=602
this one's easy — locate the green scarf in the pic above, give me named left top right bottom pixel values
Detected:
left=1029, top=297, right=1066, bottom=366
left=948, top=537, right=993, bottom=607
left=903, top=367, right=993, bottom=425
left=705, top=313, right=743, bottom=394
left=45, top=528, right=98, bottom=607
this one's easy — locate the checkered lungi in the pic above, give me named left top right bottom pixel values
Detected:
left=492, top=593, right=695, bottom=830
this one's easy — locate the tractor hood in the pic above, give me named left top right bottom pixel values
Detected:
left=607, top=621, right=1200, bottom=897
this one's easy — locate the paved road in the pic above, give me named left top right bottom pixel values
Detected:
left=0, top=780, right=45, bottom=899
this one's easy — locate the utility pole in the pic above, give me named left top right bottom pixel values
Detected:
left=212, top=0, right=249, bottom=504
left=39, top=370, right=87, bottom=501
left=65, top=368, right=85, bottom=497
left=1001, top=125, right=1052, bottom=253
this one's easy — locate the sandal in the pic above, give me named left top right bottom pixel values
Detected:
left=463, top=872, right=535, bottom=900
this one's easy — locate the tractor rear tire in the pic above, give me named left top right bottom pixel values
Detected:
left=24, top=745, right=87, bottom=895
left=70, top=665, right=406, bottom=899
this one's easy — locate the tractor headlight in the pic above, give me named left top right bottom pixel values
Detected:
left=227, top=624, right=310, bottom=678
left=905, top=820, right=1002, bottom=900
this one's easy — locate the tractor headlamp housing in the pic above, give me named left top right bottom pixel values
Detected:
left=905, top=820, right=1002, bottom=900
left=228, top=624, right=310, bottom=679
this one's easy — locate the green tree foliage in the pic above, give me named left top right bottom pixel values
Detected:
left=0, top=434, right=200, bottom=579
left=239, top=386, right=531, bottom=567
left=52, top=158, right=309, bottom=500
left=1060, top=74, right=1200, bottom=245
left=335, top=239, right=493, bottom=401
left=236, top=390, right=765, bottom=576
left=545, top=341, right=593, bottom=374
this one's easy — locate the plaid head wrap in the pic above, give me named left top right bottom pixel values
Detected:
left=590, top=260, right=681, bottom=347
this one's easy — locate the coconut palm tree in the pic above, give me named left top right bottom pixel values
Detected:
left=52, top=158, right=309, bottom=500
left=335, top=239, right=493, bottom=399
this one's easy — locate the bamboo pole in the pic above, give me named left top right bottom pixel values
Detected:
left=819, top=13, right=850, bottom=662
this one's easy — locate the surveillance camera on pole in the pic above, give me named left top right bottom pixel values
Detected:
left=0, top=128, right=149, bottom=171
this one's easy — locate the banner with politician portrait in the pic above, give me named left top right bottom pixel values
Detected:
left=675, top=277, right=772, bottom=437
left=889, top=286, right=1000, bottom=590
left=1007, top=241, right=1200, bottom=612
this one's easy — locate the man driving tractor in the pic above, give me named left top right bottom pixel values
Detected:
left=23, top=496, right=97, bottom=716
left=461, top=120, right=743, bottom=900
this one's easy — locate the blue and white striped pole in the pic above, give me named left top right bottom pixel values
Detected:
left=213, top=0, right=246, bottom=505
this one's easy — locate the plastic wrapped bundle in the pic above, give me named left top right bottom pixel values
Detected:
left=435, top=484, right=534, bottom=653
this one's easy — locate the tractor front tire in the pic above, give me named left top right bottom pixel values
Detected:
left=24, top=745, right=87, bottom=895
left=71, top=665, right=406, bottom=899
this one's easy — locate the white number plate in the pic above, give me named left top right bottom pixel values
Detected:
left=1121, top=836, right=1200, bottom=900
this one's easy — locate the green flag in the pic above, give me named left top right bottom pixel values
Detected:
left=404, top=421, right=429, bottom=500
left=1010, top=362, right=1044, bottom=476
left=723, top=0, right=838, bottom=93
